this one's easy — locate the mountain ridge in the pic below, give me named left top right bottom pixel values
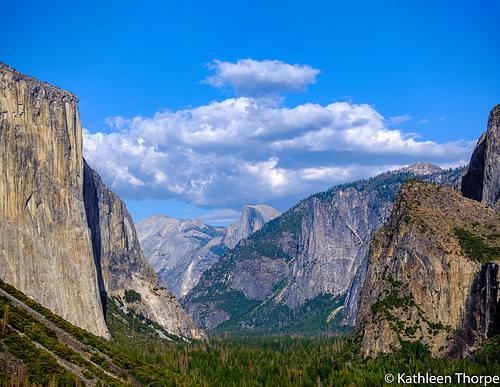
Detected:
left=181, top=162, right=466, bottom=333
left=356, top=104, right=500, bottom=358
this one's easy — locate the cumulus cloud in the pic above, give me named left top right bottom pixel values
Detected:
left=203, top=59, right=320, bottom=97
left=83, top=97, right=473, bottom=211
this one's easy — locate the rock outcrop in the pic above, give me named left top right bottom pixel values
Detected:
left=356, top=179, right=500, bottom=358
left=85, top=163, right=206, bottom=340
left=0, top=63, right=109, bottom=338
left=224, top=205, right=280, bottom=249
left=136, top=204, right=280, bottom=299
left=0, top=63, right=205, bottom=341
left=461, top=104, right=500, bottom=209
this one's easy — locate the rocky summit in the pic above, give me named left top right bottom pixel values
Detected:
left=224, top=205, right=281, bottom=249
left=0, top=63, right=205, bottom=341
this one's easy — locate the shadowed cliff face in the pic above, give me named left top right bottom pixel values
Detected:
left=0, top=63, right=109, bottom=338
left=84, top=161, right=207, bottom=340
left=451, top=262, right=500, bottom=357
left=461, top=105, right=500, bottom=208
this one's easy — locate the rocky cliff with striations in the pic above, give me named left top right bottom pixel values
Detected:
left=84, top=162, right=206, bottom=340
left=461, top=104, right=500, bottom=210
left=0, top=63, right=205, bottom=341
left=182, top=164, right=465, bottom=333
left=0, top=63, right=109, bottom=338
left=136, top=204, right=280, bottom=299
left=355, top=179, right=500, bottom=358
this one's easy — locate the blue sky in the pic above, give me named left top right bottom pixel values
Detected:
left=3, top=0, right=500, bottom=225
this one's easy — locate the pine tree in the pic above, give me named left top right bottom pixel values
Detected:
left=2, top=305, right=8, bottom=334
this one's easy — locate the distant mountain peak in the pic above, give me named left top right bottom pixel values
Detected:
left=224, top=204, right=281, bottom=249
left=137, top=204, right=280, bottom=299
left=400, top=162, right=443, bottom=176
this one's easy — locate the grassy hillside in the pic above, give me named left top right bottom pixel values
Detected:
left=0, top=279, right=193, bottom=386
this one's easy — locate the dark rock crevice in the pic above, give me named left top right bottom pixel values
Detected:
left=461, top=133, right=486, bottom=202
left=450, top=262, right=500, bottom=358
left=83, top=159, right=107, bottom=317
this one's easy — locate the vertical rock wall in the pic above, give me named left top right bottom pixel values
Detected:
left=0, top=63, right=109, bottom=338
left=461, top=105, right=500, bottom=209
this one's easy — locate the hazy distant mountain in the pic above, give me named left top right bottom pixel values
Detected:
left=136, top=205, right=280, bottom=298
left=224, top=205, right=281, bottom=248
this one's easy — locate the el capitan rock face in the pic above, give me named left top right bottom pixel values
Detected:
left=0, top=63, right=205, bottom=341
left=0, top=63, right=109, bottom=338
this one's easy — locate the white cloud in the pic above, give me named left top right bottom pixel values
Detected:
left=198, top=209, right=241, bottom=224
left=389, top=114, right=411, bottom=126
left=418, top=118, right=430, bottom=124
left=83, top=59, right=473, bottom=211
left=83, top=97, right=472, bottom=211
left=203, top=59, right=320, bottom=97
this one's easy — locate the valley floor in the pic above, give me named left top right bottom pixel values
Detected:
left=110, top=331, right=500, bottom=387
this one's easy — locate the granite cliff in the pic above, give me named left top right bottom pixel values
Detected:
left=355, top=180, right=500, bottom=357
left=84, top=162, right=206, bottom=340
left=0, top=63, right=109, bottom=338
left=224, top=205, right=281, bottom=249
left=461, top=105, right=500, bottom=210
left=0, top=63, right=205, bottom=341
left=182, top=164, right=465, bottom=332
left=136, top=204, right=280, bottom=299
